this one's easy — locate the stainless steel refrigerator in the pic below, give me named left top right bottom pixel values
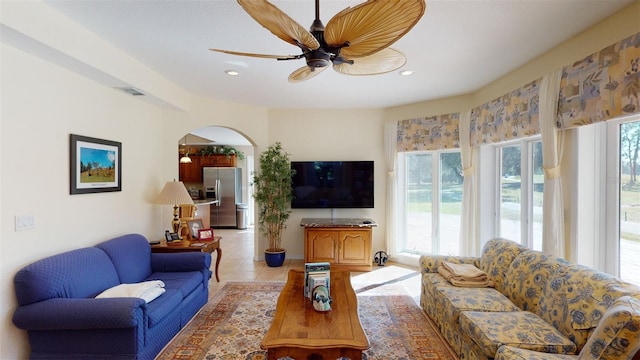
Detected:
left=202, top=167, right=242, bottom=228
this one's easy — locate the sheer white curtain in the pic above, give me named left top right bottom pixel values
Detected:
left=384, top=120, right=398, bottom=256
left=459, top=110, right=479, bottom=256
left=540, top=69, right=565, bottom=257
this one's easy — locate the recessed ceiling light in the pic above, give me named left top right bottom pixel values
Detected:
left=399, top=69, right=414, bottom=76
left=225, top=70, right=240, bottom=76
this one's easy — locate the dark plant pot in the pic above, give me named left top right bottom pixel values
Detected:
left=265, top=250, right=286, bottom=267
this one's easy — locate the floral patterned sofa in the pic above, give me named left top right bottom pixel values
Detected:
left=419, top=238, right=640, bottom=360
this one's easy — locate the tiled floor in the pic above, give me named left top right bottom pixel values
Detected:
left=210, top=227, right=422, bottom=303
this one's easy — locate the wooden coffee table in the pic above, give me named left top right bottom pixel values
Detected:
left=150, top=236, right=221, bottom=282
left=261, top=269, right=369, bottom=360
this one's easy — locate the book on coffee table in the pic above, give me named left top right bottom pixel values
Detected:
left=304, top=262, right=330, bottom=299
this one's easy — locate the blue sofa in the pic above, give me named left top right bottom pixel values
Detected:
left=12, top=233, right=212, bottom=360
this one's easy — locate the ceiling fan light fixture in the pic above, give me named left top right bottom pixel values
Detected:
left=225, top=69, right=240, bottom=76
left=400, top=69, right=415, bottom=76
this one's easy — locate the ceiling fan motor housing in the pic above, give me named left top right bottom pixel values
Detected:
left=306, top=50, right=331, bottom=68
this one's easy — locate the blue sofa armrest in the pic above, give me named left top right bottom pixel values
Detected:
left=151, top=252, right=212, bottom=273
left=13, top=297, right=146, bottom=330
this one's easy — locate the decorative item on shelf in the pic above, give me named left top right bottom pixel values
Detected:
left=198, top=228, right=214, bottom=241
left=179, top=135, right=192, bottom=164
left=156, top=180, right=194, bottom=235
left=312, top=285, right=332, bottom=312
left=252, top=142, right=296, bottom=267
left=374, top=250, right=388, bottom=266
left=198, top=145, right=245, bottom=160
left=187, top=219, right=204, bottom=239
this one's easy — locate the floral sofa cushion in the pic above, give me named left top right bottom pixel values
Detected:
left=435, top=286, right=520, bottom=324
left=502, top=251, right=568, bottom=313
left=459, top=311, right=578, bottom=357
left=479, top=238, right=529, bottom=293
left=495, top=346, right=577, bottom=360
left=578, top=295, right=640, bottom=360
left=538, top=263, right=640, bottom=350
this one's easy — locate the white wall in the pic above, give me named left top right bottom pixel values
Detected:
left=0, top=44, right=168, bottom=359
left=2, top=1, right=639, bottom=358
left=266, top=109, right=387, bottom=259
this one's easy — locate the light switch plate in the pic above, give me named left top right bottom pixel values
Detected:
left=15, top=214, right=35, bottom=231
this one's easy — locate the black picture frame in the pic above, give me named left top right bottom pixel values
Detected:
left=187, top=219, right=205, bottom=239
left=70, top=134, right=122, bottom=194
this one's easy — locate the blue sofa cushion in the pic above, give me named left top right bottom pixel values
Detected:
left=148, top=271, right=203, bottom=299
left=146, top=289, right=183, bottom=328
left=14, top=248, right=120, bottom=305
left=96, top=234, right=153, bottom=283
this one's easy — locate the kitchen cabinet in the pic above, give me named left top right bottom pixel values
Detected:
left=200, top=154, right=237, bottom=167
left=179, top=156, right=201, bottom=182
left=302, top=218, right=374, bottom=272
left=179, top=155, right=236, bottom=182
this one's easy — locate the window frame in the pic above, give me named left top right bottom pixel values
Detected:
left=605, top=114, right=640, bottom=281
left=494, top=136, right=542, bottom=250
left=396, top=149, right=462, bottom=256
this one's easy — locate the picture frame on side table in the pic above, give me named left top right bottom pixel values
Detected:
left=187, top=219, right=204, bottom=239
left=70, top=134, right=122, bottom=195
left=198, top=228, right=214, bottom=241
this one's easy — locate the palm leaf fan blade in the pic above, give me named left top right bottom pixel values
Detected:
left=325, top=0, right=425, bottom=58
left=209, top=49, right=299, bottom=59
left=237, top=0, right=319, bottom=51
left=334, top=48, right=407, bottom=76
left=288, top=65, right=327, bottom=83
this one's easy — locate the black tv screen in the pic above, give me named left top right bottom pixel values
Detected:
left=291, top=161, right=374, bottom=208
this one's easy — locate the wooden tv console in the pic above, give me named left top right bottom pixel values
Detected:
left=301, top=218, right=377, bottom=272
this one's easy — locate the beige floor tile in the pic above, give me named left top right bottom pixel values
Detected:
left=209, top=227, right=421, bottom=302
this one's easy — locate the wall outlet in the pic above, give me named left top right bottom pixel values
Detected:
left=15, top=214, right=35, bottom=231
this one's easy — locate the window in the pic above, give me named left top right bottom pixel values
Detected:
left=398, top=150, right=462, bottom=256
left=497, top=138, right=543, bottom=250
left=606, top=116, right=640, bottom=285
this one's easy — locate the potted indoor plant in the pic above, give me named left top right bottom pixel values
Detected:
left=252, top=142, right=296, bottom=267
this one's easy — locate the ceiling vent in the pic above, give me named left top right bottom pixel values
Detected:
left=116, top=87, right=145, bottom=96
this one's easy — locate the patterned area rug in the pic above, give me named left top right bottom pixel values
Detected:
left=157, top=281, right=456, bottom=360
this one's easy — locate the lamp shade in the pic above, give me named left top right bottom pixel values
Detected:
left=156, top=180, right=194, bottom=205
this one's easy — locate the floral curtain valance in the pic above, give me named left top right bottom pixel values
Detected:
left=396, top=113, right=460, bottom=152
left=396, top=32, right=640, bottom=151
left=470, top=79, right=541, bottom=147
left=558, top=33, right=640, bottom=129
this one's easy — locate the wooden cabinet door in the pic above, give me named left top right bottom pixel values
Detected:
left=338, top=230, right=371, bottom=265
left=179, top=156, right=201, bottom=182
left=305, top=229, right=338, bottom=263
left=214, top=155, right=236, bottom=167
left=199, top=155, right=217, bottom=167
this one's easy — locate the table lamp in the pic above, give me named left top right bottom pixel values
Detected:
left=156, top=180, right=194, bottom=234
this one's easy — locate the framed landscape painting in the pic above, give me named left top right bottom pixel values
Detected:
left=70, top=134, right=122, bottom=194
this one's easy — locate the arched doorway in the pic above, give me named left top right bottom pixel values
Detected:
left=177, top=126, right=256, bottom=259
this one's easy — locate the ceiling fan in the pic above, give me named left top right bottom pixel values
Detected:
left=210, top=0, right=426, bottom=83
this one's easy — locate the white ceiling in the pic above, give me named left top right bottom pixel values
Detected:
left=43, top=0, right=633, bottom=112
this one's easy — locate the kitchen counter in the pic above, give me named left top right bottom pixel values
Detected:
left=193, top=199, right=219, bottom=205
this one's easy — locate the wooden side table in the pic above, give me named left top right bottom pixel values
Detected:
left=150, top=236, right=222, bottom=282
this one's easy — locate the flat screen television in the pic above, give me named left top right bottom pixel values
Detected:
left=291, top=161, right=374, bottom=208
